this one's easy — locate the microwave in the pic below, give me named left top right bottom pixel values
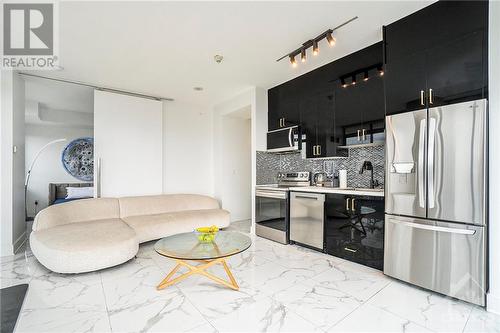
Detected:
left=267, top=126, right=302, bottom=153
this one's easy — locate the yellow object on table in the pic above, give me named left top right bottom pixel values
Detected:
left=195, top=225, right=219, bottom=243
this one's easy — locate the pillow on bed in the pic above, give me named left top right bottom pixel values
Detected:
left=66, top=186, right=94, bottom=199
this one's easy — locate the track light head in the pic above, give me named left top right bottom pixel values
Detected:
left=351, top=75, right=356, bottom=85
left=378, top=66, right=384, bottom=76
left=301, top=48, right=306, bottom=63
left=290, top=54, right=297, bottom=67
left=341, top=78, right=347, bottom=88
left=363, top=71, right=369, bottom=82
left=326, top=32, right=336, bottom=46
left=312, top=40, right=319, bottom=56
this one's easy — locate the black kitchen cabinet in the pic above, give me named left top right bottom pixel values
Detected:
left=268, top=87, right=301, bottom=130
left=324, top=194, right=384, bottom=270
left=302, top=88, right=336, bottom=158
left=384, top=1, right=488, bottom=115
left=333, top=73, right=385, bottom=146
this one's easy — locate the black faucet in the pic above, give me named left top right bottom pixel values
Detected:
left=359, top=161, right=379, bottom=189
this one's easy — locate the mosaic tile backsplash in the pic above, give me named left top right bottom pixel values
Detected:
left=256, top=145, right=385, bottom=188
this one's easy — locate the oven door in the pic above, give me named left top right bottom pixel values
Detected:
left=255, top=190, right=288, bottom=244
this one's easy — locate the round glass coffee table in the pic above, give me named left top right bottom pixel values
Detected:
left=154, top=231, right=252, bottom=291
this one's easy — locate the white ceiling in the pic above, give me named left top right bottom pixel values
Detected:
left=31, top=1, right=434, bottom=107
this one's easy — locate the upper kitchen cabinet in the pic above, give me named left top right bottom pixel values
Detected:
left=268, top=85, right=301, bottom=130
left=333, top=71, right=385, bottom=147
left=302, top=88, right=336, bottom=158
left=384, top=0, right=488, bottom=115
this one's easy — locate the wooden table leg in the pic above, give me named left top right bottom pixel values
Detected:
left=156, top=258, right=239, bottom=291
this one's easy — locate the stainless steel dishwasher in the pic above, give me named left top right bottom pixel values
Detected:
left=290, top=192, right=325, bottom=250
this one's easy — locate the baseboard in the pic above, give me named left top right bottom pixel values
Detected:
left=13, top=231, right=27, bottom=254
left=487, top=292, right=500, bottom=314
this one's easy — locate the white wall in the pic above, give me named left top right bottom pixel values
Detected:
left=213, top=87, right=267, bottom=228
left=1, top=71, right=26, bottom=256
left=487, top=0, right=500, bottom=315
left=162, top=101, right=213, bottom=196
left=25, top=125, right=93, bottom=216
left=218, top=110, right=252, bottom=222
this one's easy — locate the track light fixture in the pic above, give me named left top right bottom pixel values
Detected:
left=312, top=40, right=319, bottom=56
left=378, top=66, right=384, bottom=76
left=301, top=48, right=306, bottom=62
left=339, top=63, right=383, bottom=89
left=326, top=32, right=336, bottom=46
left=363, top=71, right=369, bottom=82
left=276, top=16, right=358, bottom=67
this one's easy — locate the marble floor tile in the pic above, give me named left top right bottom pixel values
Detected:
left=15, top=308, right=111, bottom=333
left=464, top=306, right=500, bottom=333
left=185, top=322, right=218, bottom=333
left=367, top=281, right=473, bottom=332
left=328, top=303, right=432, bottom=333
left=272, top=280, right=362, bottom=330
left=0, top=251, right=43, bottom=288
left=309, top=260, right=390, bottom=302
left=237, top=261, right=317, bottom=296
left=103, top=272, right=207, bottom=332
left=209, top=297, right=319, bottom=332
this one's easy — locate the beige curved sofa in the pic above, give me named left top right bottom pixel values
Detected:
left=30, top=194, right=230, bottom=274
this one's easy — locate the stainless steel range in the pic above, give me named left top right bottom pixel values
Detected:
left=255, top=172, right=310, bottom=244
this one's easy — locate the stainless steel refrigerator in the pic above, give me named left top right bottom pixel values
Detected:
left=384, top=99, right=487, bottom=306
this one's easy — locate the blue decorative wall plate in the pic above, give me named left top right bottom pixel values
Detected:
left=61, top=137, right=94, bottom=181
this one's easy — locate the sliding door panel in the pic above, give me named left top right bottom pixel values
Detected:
left=94, top=90, right=163, bottom=197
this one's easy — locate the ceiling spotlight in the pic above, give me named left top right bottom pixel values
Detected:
left=378, top=66, right=384, bottom=76
left=326, top=32, right=336, bottom=46
left=313, top=40, right=319, bottom=56
left=351, top=75, right=357, bottom=85
left=363, top=71, right=369, bottom=82
left=290, top=55, right=297, bottom=67
left=341, top=78, right=347, bottom=88
left=301, top=48, right=306, bottom=63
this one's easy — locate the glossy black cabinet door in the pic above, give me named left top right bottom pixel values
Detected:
left=300, top=94, right=317, bottom=158
left=384, top=1, right=488, bottom=63
left=325, top=194, right=384, bottom=270
left=268, top=87, right=301, bottom=130
left=425, top=30, right=487, bottom=107
left=315, top=88, right=335, bottom=157
left=384, top=51, right=427, bottom=115
left=333, top=84, right=364, bottom=146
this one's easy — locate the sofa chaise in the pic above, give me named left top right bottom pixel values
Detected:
left=30, top=194, right=230, bottom=273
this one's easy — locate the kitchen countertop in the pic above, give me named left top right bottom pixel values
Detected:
left=255, top=184, right=384, bottom=197
left=290, top=186, right=384, bottom=197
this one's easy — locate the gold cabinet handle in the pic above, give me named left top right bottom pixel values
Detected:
left=283, top=117, right=286, bottom=126
left=317, top=145, right=321, bottom=156
left=429, top=89, right=433, bottom=104
left=351, top=198, right=356, bottom=212
left=357, top=130, right=361, bottom=141
left=313, top=145, right=316, bottom=156
left=346, top=198, right=351, bottom=211
left=420, top=90, right=425, bottom=106
left=362, top=129, right=366, bottom=141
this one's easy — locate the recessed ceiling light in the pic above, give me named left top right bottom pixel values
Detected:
left=193, top=87, right=204, bottom=91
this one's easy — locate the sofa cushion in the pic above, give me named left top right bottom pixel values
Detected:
left=118, top=194, right=220, bottom=218
left=122, top=209, right=230, bottom=243
left=30, top=218, right=138, bottom=274
left=33, top=198, right=120, bottom=231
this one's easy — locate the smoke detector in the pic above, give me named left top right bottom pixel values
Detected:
left=214, top=55, right=223, bottom=63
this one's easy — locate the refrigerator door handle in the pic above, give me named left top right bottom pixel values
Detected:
left=428, top=117, right=437, bottom=209
left=418, top=119, right=426, bottom=208
left=387, top=218, right=476, bottom=235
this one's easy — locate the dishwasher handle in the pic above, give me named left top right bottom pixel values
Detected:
left=291, top=192, right=325, bottom=202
